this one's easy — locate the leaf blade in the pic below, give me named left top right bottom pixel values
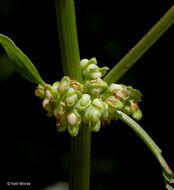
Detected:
left=0, top=34, right=45, bottom=86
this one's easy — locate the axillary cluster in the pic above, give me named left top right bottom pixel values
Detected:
left=35, top=58, right=142, bottom=136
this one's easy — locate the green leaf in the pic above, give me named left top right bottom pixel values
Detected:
left=166, top=183, right=174, bottom=190
left=0, top=34, right=45, bottom=86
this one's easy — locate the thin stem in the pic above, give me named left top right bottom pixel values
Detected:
left=55, top=1, right=91, bottom=190
left=104, top=5, right=174, bottom=84
left=115, top=110, right=174, bottom=184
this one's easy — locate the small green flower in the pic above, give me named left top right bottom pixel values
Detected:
left=105, top=96, right=123, bottom=113
left=108, top=83, right=123, bottom=93
left=35, top=84, right=45, bottom=99
left=70, top=80, right=84, bottom=92
left=54, top=103, right=64, bottom=117
left=99, top=66, right=109, bottom=77
left=65, top=87, right=80, bottom=107
left=50, top=81, right=60, bottom=100
left=80, top=58, right=97, bottom=70
left=122, top=104, right=131, bottom=115
left=67, top=110, right=81, bottom=136
left=86, top=78, right=108, bottom=97
left=92, top=98, right=103, bottom=109
left=56, top=112, right=67, bottom=133
left=81, top=58, right=109, bottom=79
left=75, top=94, right=92, bottom=112
left=42, top=98, right=51, bottom=111
left=84, top=105, right=102, bottom=132
left=102, top=102, right=110, bottom=121
left=58, top=76, right=70, bottom=95
left=132, top=109, right=142, bottom=121
left=127, top=86, right=142, bottom=102
left=45, top=88, right=54, bottom=100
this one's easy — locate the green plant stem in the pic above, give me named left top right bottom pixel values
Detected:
left=55, top=0, right=82, bottom=82
left=70, top=127, right=91, bottom=190
left=104, top=5, right=174, bottom=84
left=115, top=110, right=174, bottom=184
left=55, top=1, right=91, bottom=190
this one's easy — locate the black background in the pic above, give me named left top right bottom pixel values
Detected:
left=0, top=0, right=174, bottom=190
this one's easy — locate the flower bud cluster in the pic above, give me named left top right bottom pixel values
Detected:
left=35, top=58, right=142, bottom=136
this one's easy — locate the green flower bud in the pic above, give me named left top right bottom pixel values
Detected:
left=70, top=80, right=84, bottom=92
left=90, top=108, right=101, bottom=132
left=83, top=64, right=98, bottom=76
left=82, top=61, right=108, bottom=79
left=99, top=67, right=109, bottom=77
left=107, top=83, right=130, bottom=100
left=81, top=58, right=108, bottom=79
left=85, top=106, right=102, bottom=132
left=76, top=94, right=92, bottom=111
left=66, top=87, right=78, bottom=96
left=67, top=110, right=81, bottom=136
left=87, top=57, right=97, bottom=64
left=51, top=81, right=60, bottom=99
left=67, top=112, right=78, bottom=125
left=92, top=98, right=104, bottom=110
left=127, top=86, right=142, bottom=102
left=67, top=125, right=79, bottom=136
left=81, top=94, right=91, bottom=106
left=90, top=72, right=102, bottom=79
left=54, top=104, right=64, bottom=117
left=44, top=83, right=61, bottom=101
left=80, top=58, right=89, bottom=69
left=130, top=102, right=139, bottom=113
left=35, top=84, right=45, bottom=99
left=65, top=88, right=79, bottom=107
left=91, top=120, right=101, bottom=132
left=132, top=109, right=142, bottom=121
left=56, top=112, right=67, bottom=133
left=42, top=98, right=51, bottom=111
left=105, top=96, right=123, bottom=113
left=81, top=58, right=99, bottom=79
left=56, top=120, right=66, bottom=132
left=66, top=94, right=77, bottom=107
left=91, top=109, right=101, bottom=123
left=122, top=105, right=131, bottom=115
left=86, top=78, right=108, bottom=97
left=45, top=89, right=53, bottom=100
left=58, top=76, right=70, bottom=95
left=108, top=83, right=123, bottom=92
left=102, top=102, right=110, bottom=121
left=80, top=57, right=97, bottom=70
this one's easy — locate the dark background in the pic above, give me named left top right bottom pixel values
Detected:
left=0, top=0, right=174, bottom=190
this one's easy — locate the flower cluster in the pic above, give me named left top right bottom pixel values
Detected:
left=35, top=58, right=142, bottom=136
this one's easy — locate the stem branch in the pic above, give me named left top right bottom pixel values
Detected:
left=104, top=5, right=174, bottom=84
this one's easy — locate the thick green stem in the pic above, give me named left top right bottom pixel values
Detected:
left=55, top=1, right=91, bottom=190
left=70, top=127, right=91, bottom=190
left=55, top=0, right=82, bottom=82
left=104, top=5, right=174, bottom=84
left=115, top=110, right=174, bottom=184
